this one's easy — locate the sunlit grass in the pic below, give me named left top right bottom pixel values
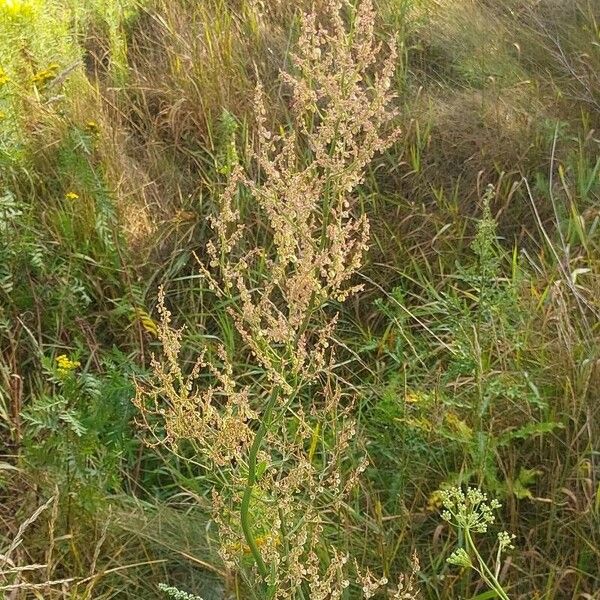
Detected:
left=0, top=0, right=598, bottom=598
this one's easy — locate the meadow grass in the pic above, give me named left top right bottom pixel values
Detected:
left=0, top=0, right=598, bottom=598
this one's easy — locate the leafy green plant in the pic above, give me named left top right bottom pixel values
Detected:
left=365, top=184, right=564, bottom=501
left=22, top=350, right=140, bottom=511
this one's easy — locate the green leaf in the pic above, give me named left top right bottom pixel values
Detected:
left=470, top=591, right=501, bottom=600
left=256, top=460, right=268, bottom=478
left=507, top=467, right=542, bottom=499
left=498, top=421, right=564, bottom=447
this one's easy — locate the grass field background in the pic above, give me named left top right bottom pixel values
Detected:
left=0, top=0, right=598, bottom=598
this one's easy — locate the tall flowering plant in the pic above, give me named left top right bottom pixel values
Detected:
left=135, top=1, right=406, bottom=597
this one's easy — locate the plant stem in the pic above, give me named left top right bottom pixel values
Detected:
left=465, top=529, right=511, bottom=600
left=240, top=387, right=280, bottom=582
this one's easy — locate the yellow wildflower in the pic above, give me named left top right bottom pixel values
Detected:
left=405, top=391, right=421, bottom=404
left=56, top=354, right=81, bottom=377
left=32, top=63, right=59, bottom=87
left=65, top=191, right=79, bottom=201
left=0, top=0, right=34, bottom=17
left=426, top=489, right=444, bottom=512
left=405, top=389, right=433, bottom=405
left=85, top=120, right=99, bottom=134
left=0, top=67, right=10, bottom=86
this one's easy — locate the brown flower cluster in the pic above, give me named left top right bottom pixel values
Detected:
left=198, top=0, right=400, bottom=393
left=135, top=1, right=415, bottom=597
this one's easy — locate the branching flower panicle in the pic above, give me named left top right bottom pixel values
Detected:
left=135, top=1, right=406, bottom=597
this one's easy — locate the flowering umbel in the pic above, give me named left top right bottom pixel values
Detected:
left=440, top=487, right=515, bottom=600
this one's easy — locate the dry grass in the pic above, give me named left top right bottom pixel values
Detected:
left=1, top=0, right=599, bottom=598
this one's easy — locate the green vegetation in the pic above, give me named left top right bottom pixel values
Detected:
left=1, top=0, right=598, bottom=598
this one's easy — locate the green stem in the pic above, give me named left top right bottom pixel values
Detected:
left=465, top=530, right=511, bottom=600
left=240, top=387, right=280, bottom=582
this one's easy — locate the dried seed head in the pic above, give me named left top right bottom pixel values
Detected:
left=134, top=1, right=405, bottom=596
